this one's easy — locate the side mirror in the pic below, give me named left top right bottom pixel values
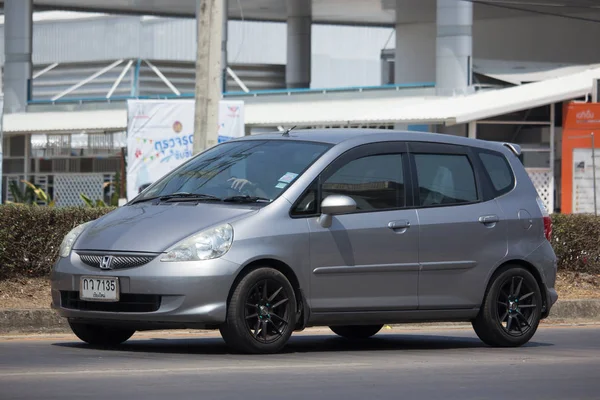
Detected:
left=318, top=195, right=357, bottom=228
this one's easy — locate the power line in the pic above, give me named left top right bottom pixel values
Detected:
left=465, top=0, right=600, bottom=23
left=231, top=0, right=245, bottom=64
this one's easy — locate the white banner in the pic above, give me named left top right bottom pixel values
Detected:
left=572, top=148, right=600, bottom=214
left=217, top=100, right=245, bottom=143
left=126, top=99, right=244, bottom=200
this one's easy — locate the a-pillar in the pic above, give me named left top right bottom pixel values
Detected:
left=436, top=0, right=473, bottom=96
left=286, top=0, right=311, bottom=89
left=3, top=0, right=33, bottom=113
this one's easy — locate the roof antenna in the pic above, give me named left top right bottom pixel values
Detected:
left=282, top=126, right=297, bottom=137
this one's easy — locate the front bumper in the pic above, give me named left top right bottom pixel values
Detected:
left=50, top=252, right=241, bottom=329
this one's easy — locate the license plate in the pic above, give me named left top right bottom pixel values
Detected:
left=80, top=276, right=119, bottom=302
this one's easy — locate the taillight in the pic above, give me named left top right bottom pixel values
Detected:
left=536, top=197, right=552, bottom=242
left=543, top=216, right=552, bottom=241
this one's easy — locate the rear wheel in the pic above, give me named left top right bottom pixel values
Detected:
left=472, top=266, right=542, bottom=347
left=68, top=321, right=135, bottom=346
left=330, top=324, right=384, bottom=339
left=220, top=268, right=297, bottom=354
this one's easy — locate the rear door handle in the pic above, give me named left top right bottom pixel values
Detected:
left=388, top=220, right=410, bottom=230
left=479, top=215, right=499, bottom=225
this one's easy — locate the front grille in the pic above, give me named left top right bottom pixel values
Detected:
left=61, top=291, right=161, bottom=313
left=78, top=253, right=156, bottom=270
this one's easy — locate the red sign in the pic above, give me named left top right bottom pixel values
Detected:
left=561, top=102, right=600, bottom=213
left=564, top=103, right=600, bottom=130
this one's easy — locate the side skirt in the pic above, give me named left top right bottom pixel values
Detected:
left=307, top=308, right=480, bottom=327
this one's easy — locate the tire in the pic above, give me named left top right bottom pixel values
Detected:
left=219, top=267, right=297, bottom=354
left=68, top=321, right=135, bottom=346
left=472, top=266, right=543, bottom=347
left=330, top=324, right=383, bottom=339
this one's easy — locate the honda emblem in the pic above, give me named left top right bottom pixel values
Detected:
left=100, top=256, right=113, bottom=270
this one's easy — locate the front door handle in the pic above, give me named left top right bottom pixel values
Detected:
left=479, top=215, right=499, bottom=225
left=388, top=220, right=410, bottom=230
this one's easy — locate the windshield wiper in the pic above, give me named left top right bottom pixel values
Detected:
left=131, top=193, right=269, bottom=205
left=159, top=192, right=222, bottom=202
left=222, top=195, right=271, bottom=203
left=129, top=196, right=161, bottom=205
left=130, top=192, right=221, bottom=205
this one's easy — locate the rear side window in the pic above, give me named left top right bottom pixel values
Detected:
left=414, top=154, right=478, bottom=206
left=478, top=151, right=515, bottom=197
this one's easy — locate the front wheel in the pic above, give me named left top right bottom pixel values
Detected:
left=330, top=324, right=384, bottom=339
left=472, top=266, right=543, bottom=347
left=68, top=321, right=135, bottom=346
left=220, top=268, right=297, bottom=354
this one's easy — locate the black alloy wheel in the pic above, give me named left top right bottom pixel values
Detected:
left=496, top=275, right=538, bottom=336
left=472, top=266, right=543, bottom=347
left=220, top=268, right=297, bottom=354
left=244, top=279, right=292, bottom=344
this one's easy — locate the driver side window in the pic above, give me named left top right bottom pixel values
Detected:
left=291, top=152, right=405, bottom=216
left=321, top=153, right=405, bottom=212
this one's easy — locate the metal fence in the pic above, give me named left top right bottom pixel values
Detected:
left=3, top=173, right=115, bottom=207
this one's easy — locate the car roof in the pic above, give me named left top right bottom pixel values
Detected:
left=237, top=128, right=517, bottom=155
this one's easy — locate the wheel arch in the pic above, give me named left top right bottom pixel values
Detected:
left=227, top=258, right=309, bottom=330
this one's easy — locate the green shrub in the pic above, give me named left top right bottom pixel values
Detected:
left=552, top=213, right=600, bottom=274
left=0, top=204, right=114, bottom=280
left=0, top=205, right=598, bottom=280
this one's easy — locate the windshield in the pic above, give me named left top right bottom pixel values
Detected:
left=135, top=139, right=332, bottom=203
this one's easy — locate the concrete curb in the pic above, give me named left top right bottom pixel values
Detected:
left=548, top=299, right=600, bottom=320
left=0, top=309, right=68, bottom=334
left=1, top=299, right=599, bottom=335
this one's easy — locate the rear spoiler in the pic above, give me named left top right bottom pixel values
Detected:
left=502, top=143, right=522, bottom=156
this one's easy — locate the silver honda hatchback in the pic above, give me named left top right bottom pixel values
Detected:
left=51, top=129, right=558, bottom=354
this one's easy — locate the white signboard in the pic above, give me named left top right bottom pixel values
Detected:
left=572, top=148, right=600, bottom=214
left=126, top=99, right=244, bottom=201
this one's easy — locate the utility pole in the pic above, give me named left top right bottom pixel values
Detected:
left=194, top=0, right=224, bottom=155
left=222, top=0, right=228, bottom=94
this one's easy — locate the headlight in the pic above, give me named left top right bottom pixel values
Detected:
left=160, top=224, right=233, bottom=262
left=59, top=221, right=93, bottom=258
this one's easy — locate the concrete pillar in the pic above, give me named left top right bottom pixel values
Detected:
left=286, top=0, right=311, bottom=89
left=395, top=0, right=436, bottom=84
left=436, top=0, right=473, bottom=96
left=24, top=134, right=30, bottom=185
left=468, top=121, right=477, bottom=139
left=3, top=0, right=33, bottom=114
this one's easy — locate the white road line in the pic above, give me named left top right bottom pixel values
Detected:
left=0, top=363, right=371, bottom=378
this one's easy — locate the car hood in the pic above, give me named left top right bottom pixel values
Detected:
left=74, top=203, right=258, bottom=252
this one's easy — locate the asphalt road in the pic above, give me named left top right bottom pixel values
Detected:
left=0, top=325, right=599, bottom=400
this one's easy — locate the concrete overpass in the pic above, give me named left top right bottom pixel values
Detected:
left=1, top=0, right=599, bottom=24
left=2, top=0, right=600, bottom=114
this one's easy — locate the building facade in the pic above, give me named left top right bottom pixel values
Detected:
left=2, top=0, right=600, bottom=211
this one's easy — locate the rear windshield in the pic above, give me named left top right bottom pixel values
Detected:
left=137, top=139, right=332, bottom=202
